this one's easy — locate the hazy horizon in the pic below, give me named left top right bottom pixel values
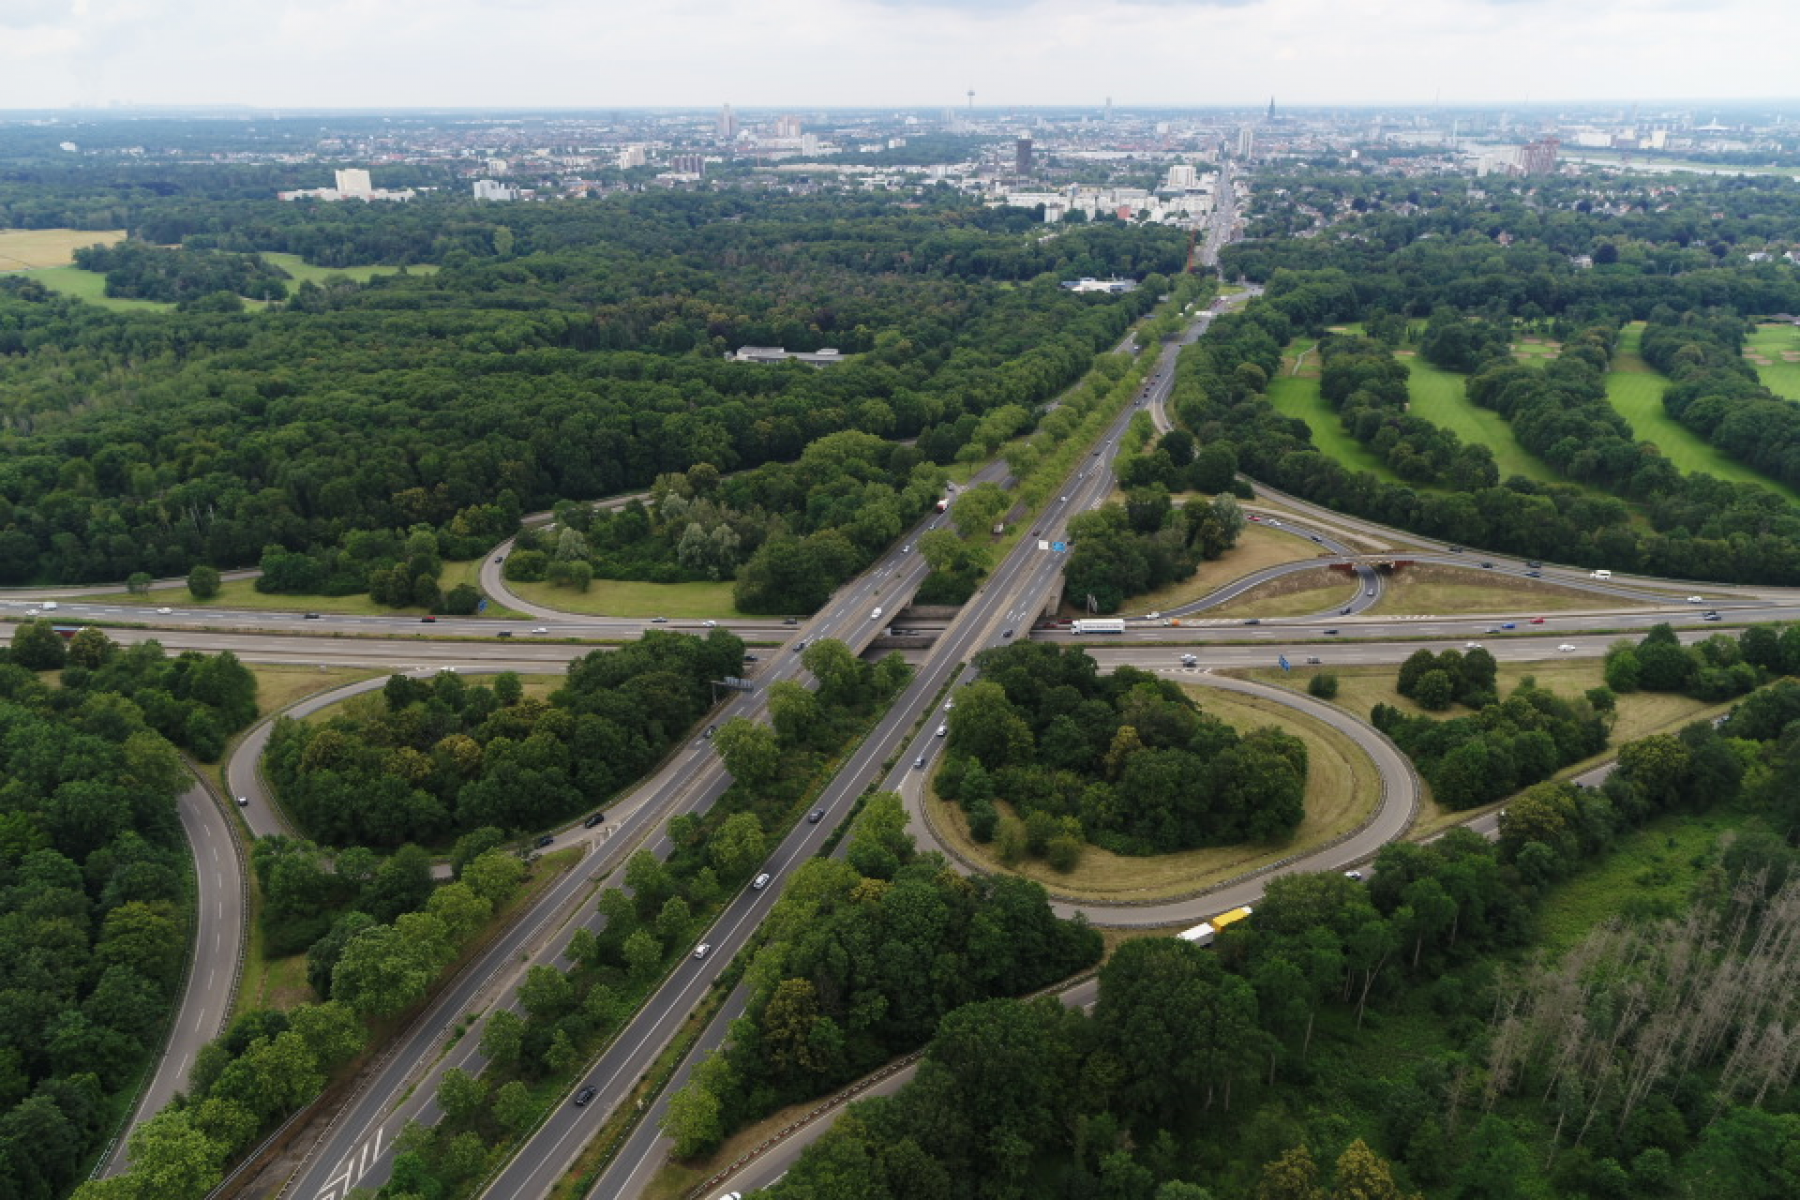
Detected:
left=1, top=0, right=1794, bottom=113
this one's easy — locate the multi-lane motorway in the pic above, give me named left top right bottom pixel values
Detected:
left=57, top=234, right=1800, bottom=1199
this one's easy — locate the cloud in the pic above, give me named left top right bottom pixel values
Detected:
left=865, top=0, right=1259, bottom=10
left=0, top=0, right=68, bottom=27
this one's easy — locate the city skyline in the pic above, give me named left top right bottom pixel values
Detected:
left=1, top=0, right=1796, bottom=112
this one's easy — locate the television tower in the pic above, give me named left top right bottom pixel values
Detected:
left=967, top=88, right=975, bottom=113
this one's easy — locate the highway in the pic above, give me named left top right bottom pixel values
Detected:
left=100, top=777, right=247, bottom=1177
left=76, top=229, right=1800, bottom=1198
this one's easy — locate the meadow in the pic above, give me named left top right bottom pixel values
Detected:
left=1402, top=356, right=1568, bottom=485
left=1744, top=321, right=1800, bottom=401
left=1607, top=324, right=1800, bottom=502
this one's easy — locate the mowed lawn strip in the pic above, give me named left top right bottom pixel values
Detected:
left=925, top=685, right=1381, bottom=907
left=25, top=265, right=174, bottom=312
left=1266, top=340, right=1408, bottom=485
left=1607, top=324, right=1800, bottom=502
left=1402, top=357, right=1572, bottom=487
left=258, top=251, right=440, bottom=293
left=0, top=227, right=123, bottom=270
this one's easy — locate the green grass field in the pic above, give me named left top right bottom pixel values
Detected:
left=1403, top=357, right=1570, bottom=486
left=259, top=252, right=438, bottom=294
left=25, top=265, right=175, bottom=312
left=1744, top=322, right=1800, bottom=401
left=1608, top=325, right=1800, bottom=502
left=1266, top=342, right=1408, bottom=484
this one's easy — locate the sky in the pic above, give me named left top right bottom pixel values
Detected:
left=0, top=0, right=1795, bottom=112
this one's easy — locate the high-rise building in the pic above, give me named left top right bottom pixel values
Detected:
left=1015, top=137, right=1034, bottom=177
left=669, top=154, right=705, bottom=176
left=1104, top=96, right=1113, bottom=123
left=1236, top=126, right=1255, bottom=159
left=1166, top=163, right=1198, bottom=190
left=717, top=103, right=737, bottom=139
left=775, top=114, right=803, bottom=138
left=1520, top=136, right=1560, bottom=176
left=334, top=168, right=372, bottom=195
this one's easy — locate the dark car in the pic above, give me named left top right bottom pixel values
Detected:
left=1702, top=611, right=1722, bottom=621
left=496, top=630, right=513, bottom=638
left=1526, top=560, right=1543, bottom=568
left=1002, top=629, right=1014, bottom=639
left=1447, top=545, right=1464, bottom=553
left=1526, top=570, right=1543, bottom=578
left=703, top=725, right=716, bottom=739
left=573, top=1086, right=597, bottom=1107
left=494, top=556, right=505, bottom=565
left=534, top=834, right=554, bottom=848
left=1479, top=562, right=1494, bottom=569
left=303, top=612, right=321, bottom=619
left=1243, top=618, right=1261, bottom=626
left=743, top=653, right=759, bottom=662
left=583, top=811, right=607, bottom=828
left=1323, top=628, right=1340, bottom=635
left=420, top=615, right=437, bottom=623
left=807, top=808, right=826, bottom=824
left=1340, top=606, right=1353, bottom=615
left=782, top=617, right=798, bottom=625
left=1309, top=535, right=1322, bottom=543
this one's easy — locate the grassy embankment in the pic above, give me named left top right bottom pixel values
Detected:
left=925, top=685, right=1380, bottom=906
left=1239, top=658, right=1730, bottom=836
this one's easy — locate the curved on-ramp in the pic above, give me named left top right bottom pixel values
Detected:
left=100, top=773, right=248, bottom=1178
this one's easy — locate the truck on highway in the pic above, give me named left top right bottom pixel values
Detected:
left=1177, top=905, right=1253, bottom=948
left=936, top=499, right=949, bottom=513
left=1072, top=618, right=1126, bottom=635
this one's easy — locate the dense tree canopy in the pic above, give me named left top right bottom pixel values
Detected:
left=266, top=630, right=743, bottom=847
left=934, top=643, right=1308, bottom=856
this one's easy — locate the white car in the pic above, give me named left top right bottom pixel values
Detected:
left=1686, top=596, right=1703, bottom=604
left=1464, top=641, right=1482, bottom=650
left=157, top=607, right=172, bottom=615
left=532, top=626, right=549, bottom=635
left=702, top=619, right=717, bottom=627
left=1146, top=611, right=1161, bottom=620
left=693, top=944, right=711, bottom=960
left=1557, top=643, right=1577, bottom=653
